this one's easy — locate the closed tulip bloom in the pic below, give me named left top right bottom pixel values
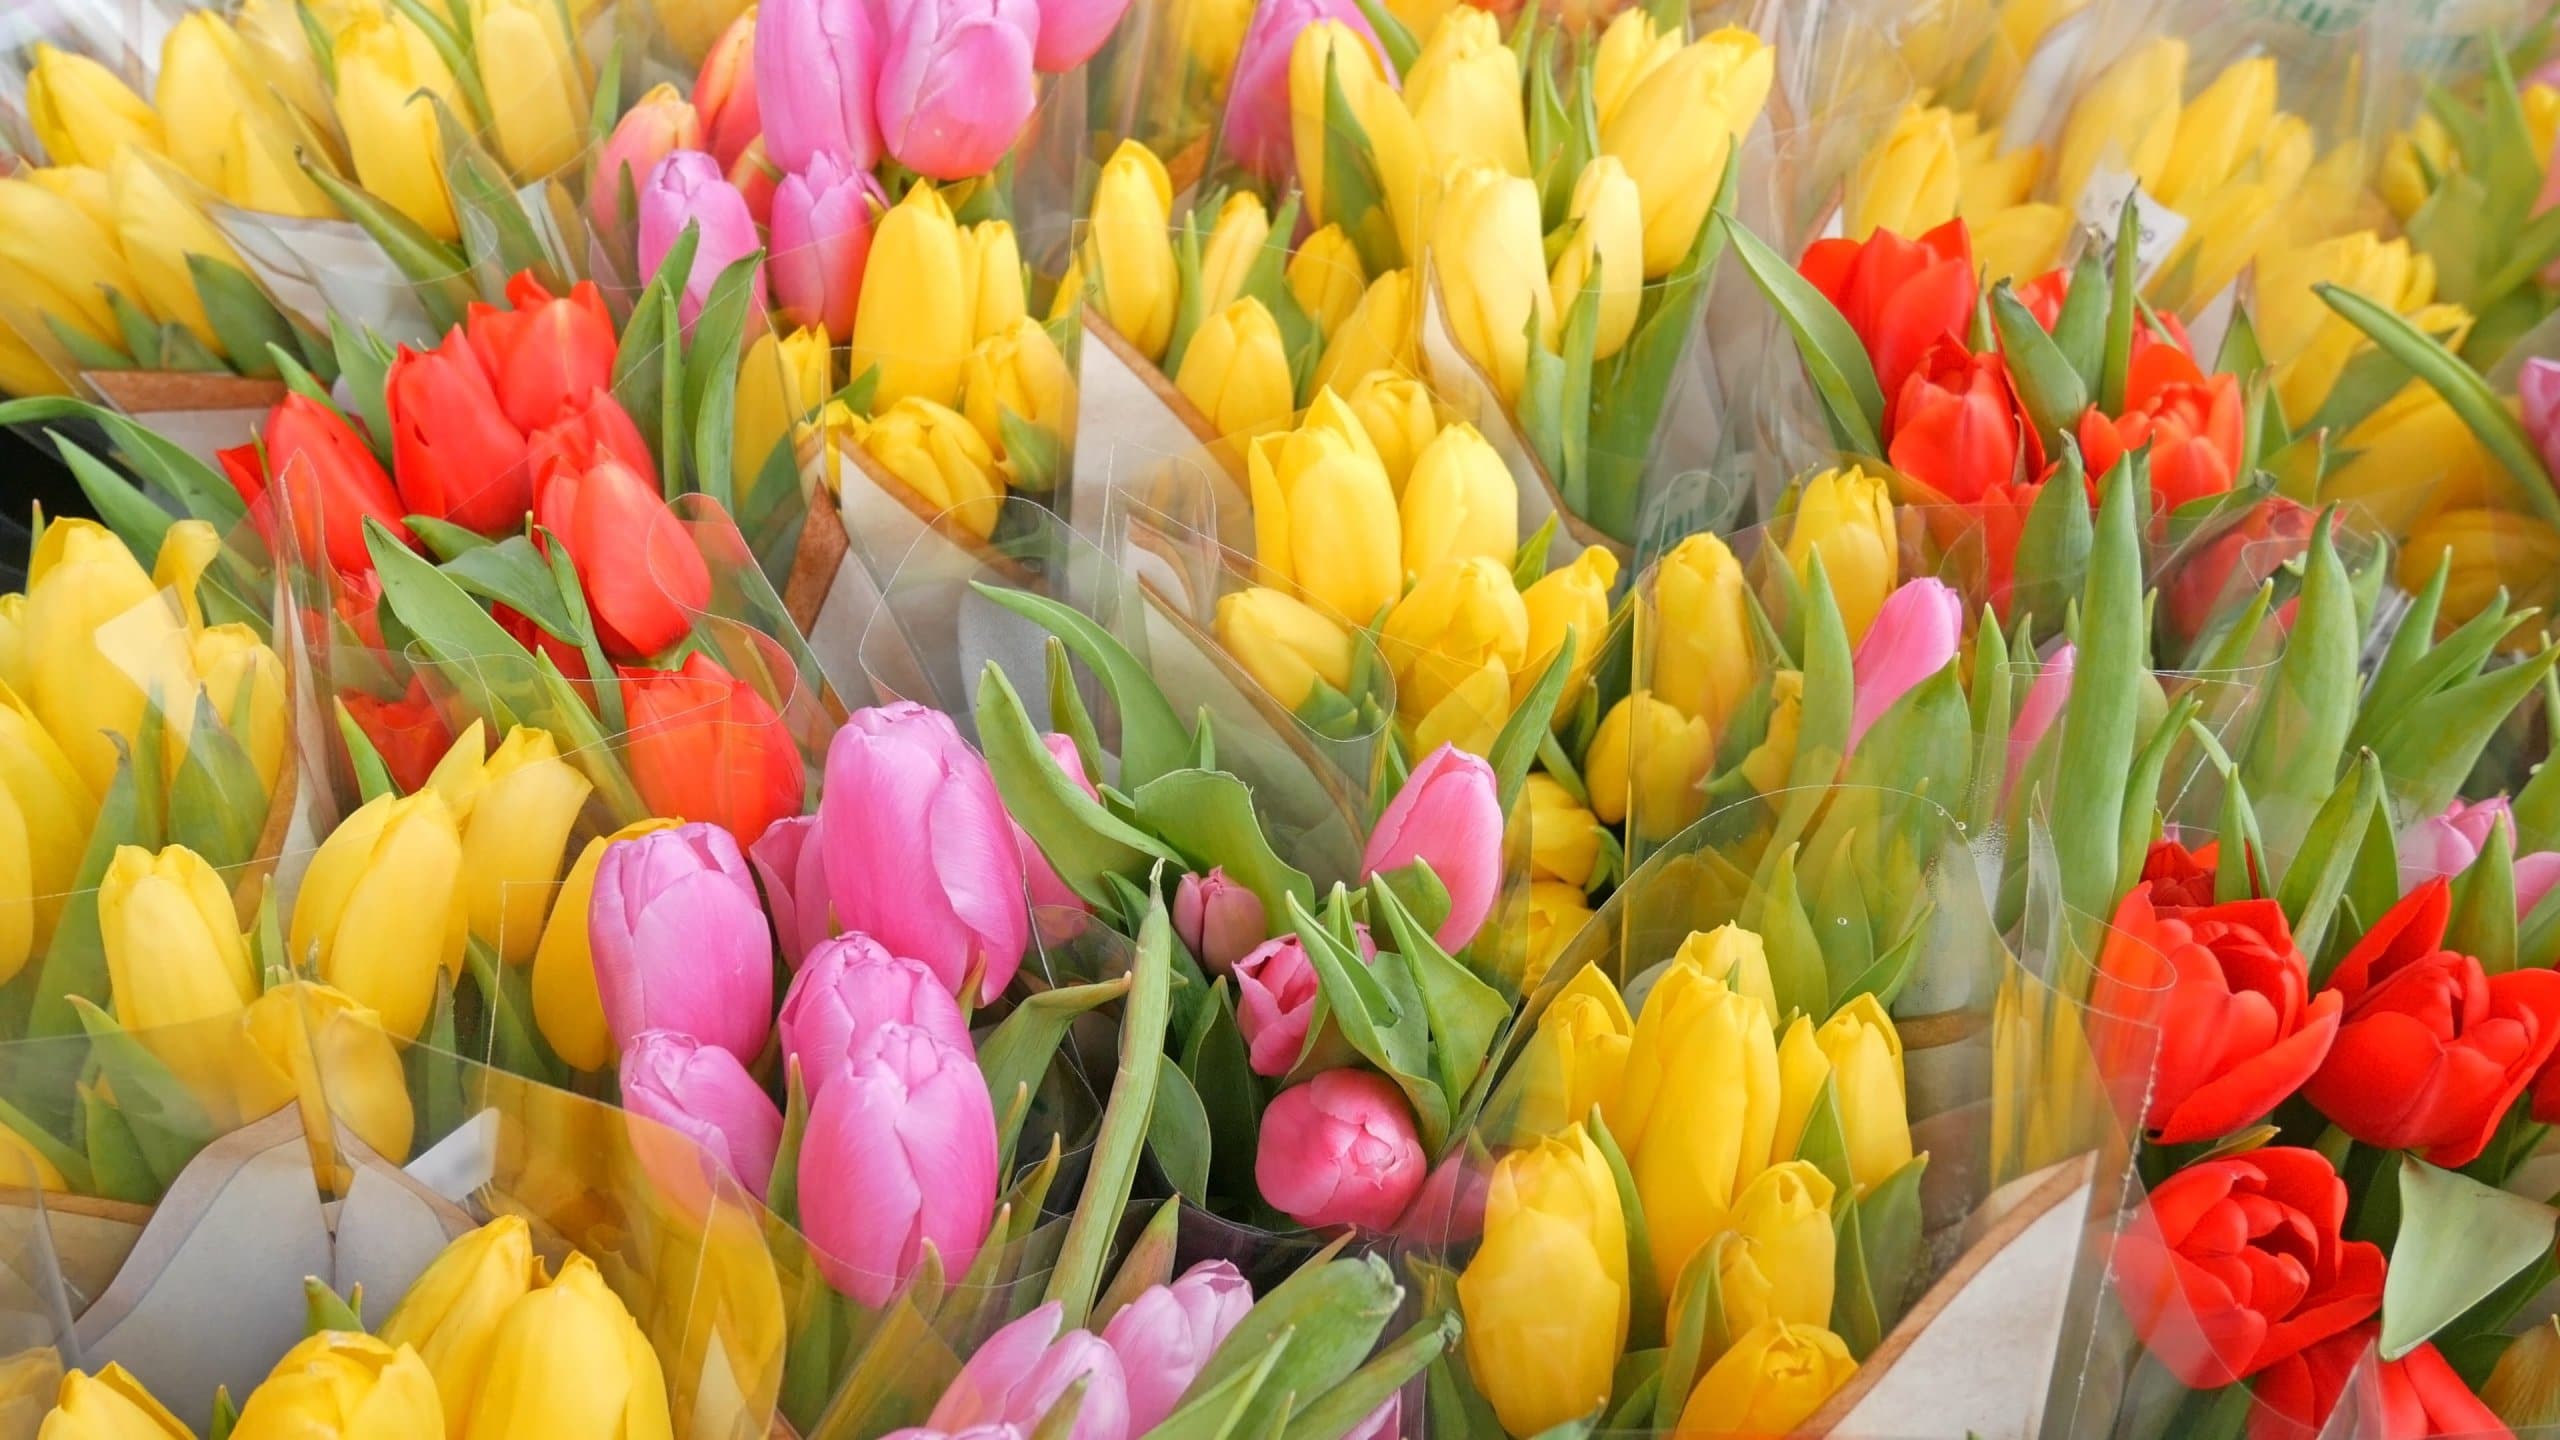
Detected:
left=1248, top=395, right=1403, bottom=623
left=1221, top=0, right=1390, bottom=182
left=780, top=934, right=972, bottom=1100
left=536, top=455, right=711, bottom=659
left=532, top=819, right=679, bottom=1071
left=1173, top=868, right=1268, bottom=974
left=1795, top=994, right=1913, bottom=1192
left=1197, top=191, right=1274, bottom=317
left=622, top=1028, right=786, bottom=1205
left=27, top=46, right=163, bottom=170
left=1849, top=104, right=1960, bottom=240
left=639, top=151, right=768, bottom=330
left=1602, top=28, right=1772, bottom=276
left=853, top=396, right=1010, bottom=537
left=379, top=1216, right=538, bottom=1435
left=43, top=1365, right=195, bottom=1439
left=928, top=1302, right=1132, bottom=1440
left=1032, top=0, right=1134, bottom=70
left=1521, top=881, right=1592, bottom=995
left=233, top=981, right=414, bottom=1188
left=1611, top=959, right=1779, bottom=1291
left=875, top=0, right=1039, bottom=180
left=1549, top=156, right=1644, bottom=360
left=1674, top=925, right=1777, bottom=1027
left=471, top=0, right=585, bottom=178
left=1312, top=270, right=1415, bottom=396
left=1489, top=965, right=1632, bottom=1145
left=748, top=812, right=832, bottom=965
left=1590, top=9, right=1680, bottom=132
left=1101, top=1261, right=1252, bottom=1433
left=1525, top=774, right=1603, bottom=890
left=772, top=153, right=884, bottom=336
left=1400, top=425, right=1517, bottom=578
left=1083, top=141, right=1180, bottom=360
left=1381, top=557, right=1528, bottom=751
left=1675, top=1320, right=1858, bottom=1437
left=1798, top=220, right=1977, bottom=407
left=756, top=0, right=880, bottom=173
left=735, top=326, right=835, bottom=500
left=1584, top=691, right=1710, bottom=841
left=590, top=84, right=702, bottom=234
left=590, top=822, right=774, bottom=1062
left=1405, top=9, right=1527, bottom=177
left=1176, top=297, right=1296, bottom=439
left=463, top=1254, right=674, bottom=1440
left=2258, top=233, right=2435, bottom=424
left=1257, top=1069, right=1427, bottom=1229
left=226, top=1331, right=444, bottom=1440
left=1647, top=533, right=1749, bottom=730
left=1849, top=577, right=1963, bottom=749
left=0, top=693, right=94, bottom=957
left=2052, top=37, right=2186, bottom=205
left=25, top=519, right=196, bottom=797
left=1887, top=344, right=2034, bottom=549
left=1215, top=586, right=1357, bottom=711
left=336, top=10, right=464, bottom=240
left=292, top=791, right=464, bottom=1037
left=2524, top=360, right=2560, bottom=483
left=466, top=274, right=622, bottom=434
left=1783, top=465, right=1898, bottom=645
left=960, top=221, right=1027, bottom=344
left=1971, top=202, right=2072, bottom=283
left=1708, top=1161, right=1837, bottom=1337
left=108, top=149, right=251, bottom=354
left=690, top=11, right=759, bottom=169
left=447, top=727, right=592, bottom=962
left=1362, top=742, right=1501, bottom=951
left=963, top=317, right=1078, bottom=474
left=228, top=394, right=414, bottom=578
left=802, top=1023, right=999, bottom=1303
left=1520, top=547, right=1618, bottom=705
left=156, top=15, right=332, bottom=216
left=1235, top=927, right=1372, bottom=1075
left=1341, top=371, right=1436, bottom=495
left=1289, top=20, right=1423, bottom=256
left=385, top=340, right=533, bottom=535
left=2076, top=348, right=2245, bottom=521
left=1457, top=1127, right=1629, bottom=1437
left=1434, top=163, right=1553, bottom=406
left=852, top=183, right=978, bottom=406
left=0, top=174, right=141, bottom=350
left=99, top=845, right=253, bottom=1031
left=1289, top=224, right=1368, bottom=337
left=821, top=703, right=1028, bottom=1003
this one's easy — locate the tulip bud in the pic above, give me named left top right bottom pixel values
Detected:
left=156, top=15, right=334, bottom=216
left=1401, top=425, right=1518, bottom=579
left=845, top=397, right=1009, bottom=539
left=591, top=86, right=703, bottom=236
left=851, top=183, right=979, bottom=407
left=1783, top=465, right=1899, bottom=645
left=28, top=44, right=163, bottom=173
left=1083, top=140, right=1180, bottom=360
left=444, top=727, right=593, bottom=964
left=779, top=933, right=972, bottom=1099
left=1405, top=9, right=1528, bottom=179
left=1525, top=881, right=1594, bottom=993
left=1289, top=20, right=1423, bottom=257
left=639, top=151, right=768, bottom=331
left=1235, top=926, right=1374, bottom=1075
left=1526, top=774, right=1603, bottom=890
left=1248, top=393, right=1403, bottom=624
left=183, top=623, right=288, bottom=796
left=803, top=1023, right=1000, bottom=1304
left=1340, top=371, right=1438, bottom=496
left=927, top=1301, right=1133, bottom=1440
left=2052, top=37, right=2187, bottom=207
left=534, top=446, right=711, bottom=659
left=292, top=791, right=465, bottom=1038
left=1700, top=1160, right=1838, bottom=1344
left=385, top=339, right=533, bottom=538
left=1457, top=1126, right=1629, bottom=1436
left=1214, top=585, right=1357, bottom=712
left=1288, top=223, right=1368, bottom=338
left=1433, top=163, right=1553, bottom=406
left=1488, top=964, right=1632, bottom=1145
left=877, top=0, right=1041, bottom=180
left=0, top=691, right=95, bottom=960
left=1609, top=949, right=1779, bottom=1291
left=1591, top=10, right=1680, bottom=134
left=335, top=11, right=466, bottom=240
left=961, top=220, right=1027, bottom=344
left=772, top=153, right=883, bottom=337
left=1778, top=994, right=1911, bottom=1194
left=1221, top=0, right=1390, bottom=182
left=1176, top=297, right=1296, bottom=440
left=235, top=980, right=414, bottom=1191
left=1256, top=1069, right=1427, bottom=1229
left=756, top=0, right=881, bottom=174
left=379, top=1215, right=539, bottom=1435
left=1197, top=191, right=1273, bottom=317
left=1548, top=156, right=1645, bottom=361
left=1584, top=691, right=1710, bottom=842
left=1849, top=104, right=1960, bottom=241
left=1514, top=549, right=1615, bottom=712
left=1032, top=0, right=1134, bottom=71
left=693, top=13, right=760, bottom=170
left=1381, top=557, right=1526, bottom=753
left=622, top=652, right=806, bottom=848
left=470, top=0, right=585, bottom=179
left=1676, top=924, right=1777, bottom=1026
left=1649, top=533, right=1749, bottom=732
left=108, top=149, right=252, bottom=355
left=590, top=823, right=774, bottom=1063
left=100, top=844, right=254, bottom=1031
left=1602, top=28, right=1773, bottom=276
left=43, top=1365, right=191, bottom=1440
left=737, top=326, right=836, bottom=499
left=461, top=1254, right=675, bottom=1440
left=622, top=1028, right=786, bottom=1205
left=1850, top=578, right=1964, bottom=749
left=1100, top=1261, right=1253, bottom=1433
left=23, top=519, right=198, bottom=797
left=2155, top=57, right=2278, bottom=211
left=530, top=820, right=678, bottom=1071
left=1364, top=741, right=1503, bottom=951
left=1173, top=868, right=1269, bottom=973
left=963, top=317, right=1078, bottom=476
left=1675, top=1320, right=1859, bottom=1436
left=0, top=174, right=143, bottom=351
left=227, top=1330, right=444, bottom=1440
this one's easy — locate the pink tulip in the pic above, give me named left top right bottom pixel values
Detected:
left=1850, top=578, right=1965, bottom=749
left=590, top=822, right=774, bottom=1063
left=2523, top=358, right=2560, bottom=483
left=883, top=1429, right=1027, bottom=1440
left=1255, top=1069, right=1426, bottom=1230
left=590, top=87, right=703, bottom=236
left=637, top=151, right=769, bottom=331
left=801, top=1022, right=999, bottom=1305
left=927, top=1301, right=1133, bottom=1440
left=1347, top=1393, right=1401, bottom=1440
left=694, top=10, right=762, bottom=170
left=2006, top=642, right=2074, bottom=784
left=1099, top=1262, right=1252, bottom=1434
left=1234, top=925, right=1374, bottom=1077
left=772, top=152, right=884, bottom=336
left=2519, top=851, right=2560, bottom=918
left=1173, top=867, right=1266, bottom=974
left=875, top=0, right=1040, bottom=181
left=1028, top=0, right=1132, bottom=72
left=779, top=932, right=973, bottom=1100
left=820, top=703, right=1030, bottom=1004
left=751, top=812, right=835, bottom=965
left=621, top=1029, right=785, bottom=1205
left=1021, top=733, right=1098, bottom=938
left=1218, top=0, right=1392, bottom=182
left=2398, top=796, right=2515, bottom=892
left=1390, top=1149, right=1488, bottom=1247
left=1360, top=744, right=1501, bottom=952
left=755, top=0, right=881, bottom=174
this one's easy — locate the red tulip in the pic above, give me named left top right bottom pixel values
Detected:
left=341, top=678, right=455, bottom=794
left=2140, top=837, right=2224, bottom=910
left=2111, top=1147, right=2383, bottom=1390
left=622, top=653, right=805, bottom=845
left=495, top=603, right=588, bottom=682
left=2089, top=883, right=2340, bottom=1145
left=223, top=394, right=415, bottom=575
left=1887, top=342, right=2039, bottom=500
left=329, top=566, right=389, bottom=654
left=523, top=388, right=661, bottom=494
left=464, top=274, right=620, bottom=434
left=2248, top=1323, right=2511, bottom=1440
left=385, top=336, right=533, bottom=534
left=2306, top=878, right=2560, bottom=1166
left=2015, top=267, right=2070, bottom=329
left=694, top=9, right=762, bottom=171
left=2075, top=342, right=2245, bottom=519
left=1798, top=218, right=1979, bottom=404
left=535, top=455, right=711, bottom=659
left=2161, top=497, right=2316, bottom=646
left=729, top=136, right=781, bottom=230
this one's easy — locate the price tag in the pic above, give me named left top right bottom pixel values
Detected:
left=2075, top=167, right=2189, bottom=284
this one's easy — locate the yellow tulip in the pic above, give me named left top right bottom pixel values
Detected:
left=1525, top=881, right=1594, bottom=994
left=2324, top=381, right=2496, bottom=537
left=471, top=0, right=586, bottom=179
left=234, top=981, right=415, bottom=1187
left=1457, top=1126, right=1630, bottom=1437
left=846, top=396, right=1009, bottom=539
left=964, top=220, right=1027, bottom=343
left=1382, top=557, right=1529, bottom=742
left=26, top=518, right=198, bottom=797
left=2154, top=182, right=2279, bottom=311
left=381, top=1216, right=541, bottom=1435
left=1288, top=224, right=1367, bottom=338
left=1176, top=297, right=1296, bottom=440
left=2153, top=57, right=2276, bottom=211
left=648, top=0, right=752, bottom=61
left=1608, top=954, right=1778, bottom=1291
left=1083, top=141, right=1179, bottom=361
left=1740, top=670, right=1804, bottom=795
left=0, top=788, right=28, bottom=989
left=1520, top=547, right=1619, bottom=705
left=1775, top=994, right=1913, bottom=1194
left=851, top=184, right=975, bottom=409
left=1248, top=392, right=1403, bottom=622
left=1675, top=924, right=1777, bottom=1027
left=1489, top=958, right=1631, bottom=1148
left=1970, top=203, right=2072, bottom=285
left=1549, top=156, right=1645, bottom=361
left=963, top=317, right=1079, bottom=478
left=1290, top=21, right=1426, bottom=259
left=0, top=175, right=143, bottom=357
left=449, top=727, right=594, bottom=964
left=1674, top=1319, right=1858, bottom=1437
left=155, top=14, right=334, bottom=217
left=0, top=324, right=71, bottom=399
left=235, top=0, right=337, bottom=127
left=1650, top=532, right=1751, bottom=733
left=151, top=519, right=222, bottom=636
left=0, top=1120, right=67, bottom=1191
left=1434, top=163, right=1554, bottom=407
left=2483, top=1316, right=2560, bottom=1428
left=463, top=1254, right=675, bottom=1440
left=99, top=843, right=254, bottom=1028
left=1850, top=105, right=1960, bottom=241
left=26, top=47, right=164, bottom=171
left=335, top=9, right=464, bottom=240
left=1215, top=586, right=1355, bottom=711
left=1708, top=1159, right=1837, bottom=1337
left=1783, top=465, right=1898, bottom=645
left=0, top=688, right=97, bottom=955
left=0, top=595, right=26, bottom=697
left=1584, top=691, right=1710, bottom=841
left=735, top=326, right=834, bottom=501
left=40, top=1364, right=190, bottom=1440
left=1196, top=191, right=1272, bottom=318
left=110, top=149, right=253, bottom=353
left=232, top=1331, right=443, bottom=1440
left=1314, top=268, right=1417, bottom=392
left=1175, top=0, right=1254, bottom=85
left=291, top=790, right=466, bottom=1038
left=1405, top=9, right=1529, bottom=178
left=1400, top=424, right=1518, bottom=579
left=2404, top=509, right=2560, bottom=640
left=183, top=623, right=288, bottom=796
left=1600, top=27, right=1774, bottom=277
left=1591, top=10, right=1681, bottom=135
left=2052, top=37, right=2186, bottom=207
left=2258, top=233, right=2437, bottom=426
left=1525, top=773, right=1602, bottom=890
left=1343, top=370, right=1440, bottom=496
left=534, top=819, right=680, bottom=1070
left=1952, top=114, right=2039, bottom=215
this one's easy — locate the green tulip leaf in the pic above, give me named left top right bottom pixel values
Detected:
left=2283, top=750, right=2381, bottom=975
left=2318, top=284, right=2560, bottom=519
left=2382, top=1156, right=2556, bottom=1360
left=434, top=534, right=580, bottom=642
left=979, top=663, right=1179, bottom=906
left=1488, top=637, right=1576, bottom=814
left=1027, top=1381, right=1093, bottom=1440
left=2339, top=797, right=2400, bottom=950
left=766, top=1059, right=811, bottom=1230
left=684, top=250, right=767, bottom=506
left=2047, top=249, right=2110, bottom=390
left=1131, top=768, right=1315, bottom=921
left=0, top=396, right=247, bottom=531
left=2448, top=820, right=2520, bottom=974
left=189, top=255, right=297, bottom=381
left=30, top=732, right=162, bottom=1037
left=2349, top=556, right=2457, bottom=753
left=1183, top=1252, right=1401, bottom=1438
left=48, top=432, right=175, bottom=567
left=1586, top=147, right=1734, bottom=542
left=167, top=690, right=269, bottom=872
left=1588, top=1109, right=1665, bottom=1354
left=1834, top=1152, right=1928, bottom=1359
left=809, top=1251, right=952, bottom=1434
left=976, top=973, right=1131, bottom=1175
left=45, top=313, right=135, bottom=371
left=1962, top=607, right=2015, bottom=836
left=1148, top=1056, right=1214, bottom=1204
left=2010, top=442, right=2092, bottom=644
left=1655, top=1233, right=1737, bottom=1431
left=1741, top=844, right=1828, bottom=1024
left=1044, top=890, right=1172, bottom=1330
left=2053, top=454, right=2149, bottom=934
left=82, top=1085, right=159, bottom=1204
left=1142, top=1330, right=1292, bottom=1440
left=1320, top=48, right=1399, bottom=274
left=1793, top=1074, right=1856, bottom=1202
left=295, top=160, right=475, bottom=331
left=1809, top=828, right=1875, bottom=1003
left=1372, top=875, right=1506, bottom=1105
left=1093, top=1198, right=1184, bottom=1333
left=1837, top=904, right=1933, bottom=1015
left=1715, top=214, right=1883, bottom=455
left=1990, top=284, right=2089, bottom=446
left=1767, top=552, right=1854, bottom=866
left=2114, top=693, right=2203, bottom=902
left=1184, top=979, right=1263, bottom=1204
left=2099, top=196, right=2141, bottom=412
left=0, top=1093, right=91, bottom=1194
left=970, top=583, right=1190, bottom=787
left=612, top=257, right=678, bottom=475
left=2370, top=644, right=2560, bottom=823
left=1279, top=1310, right=1456, bottom=1440
left=69, top=997, right=219, bottom=1189
left=328, top=312, right=398, bottom=462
